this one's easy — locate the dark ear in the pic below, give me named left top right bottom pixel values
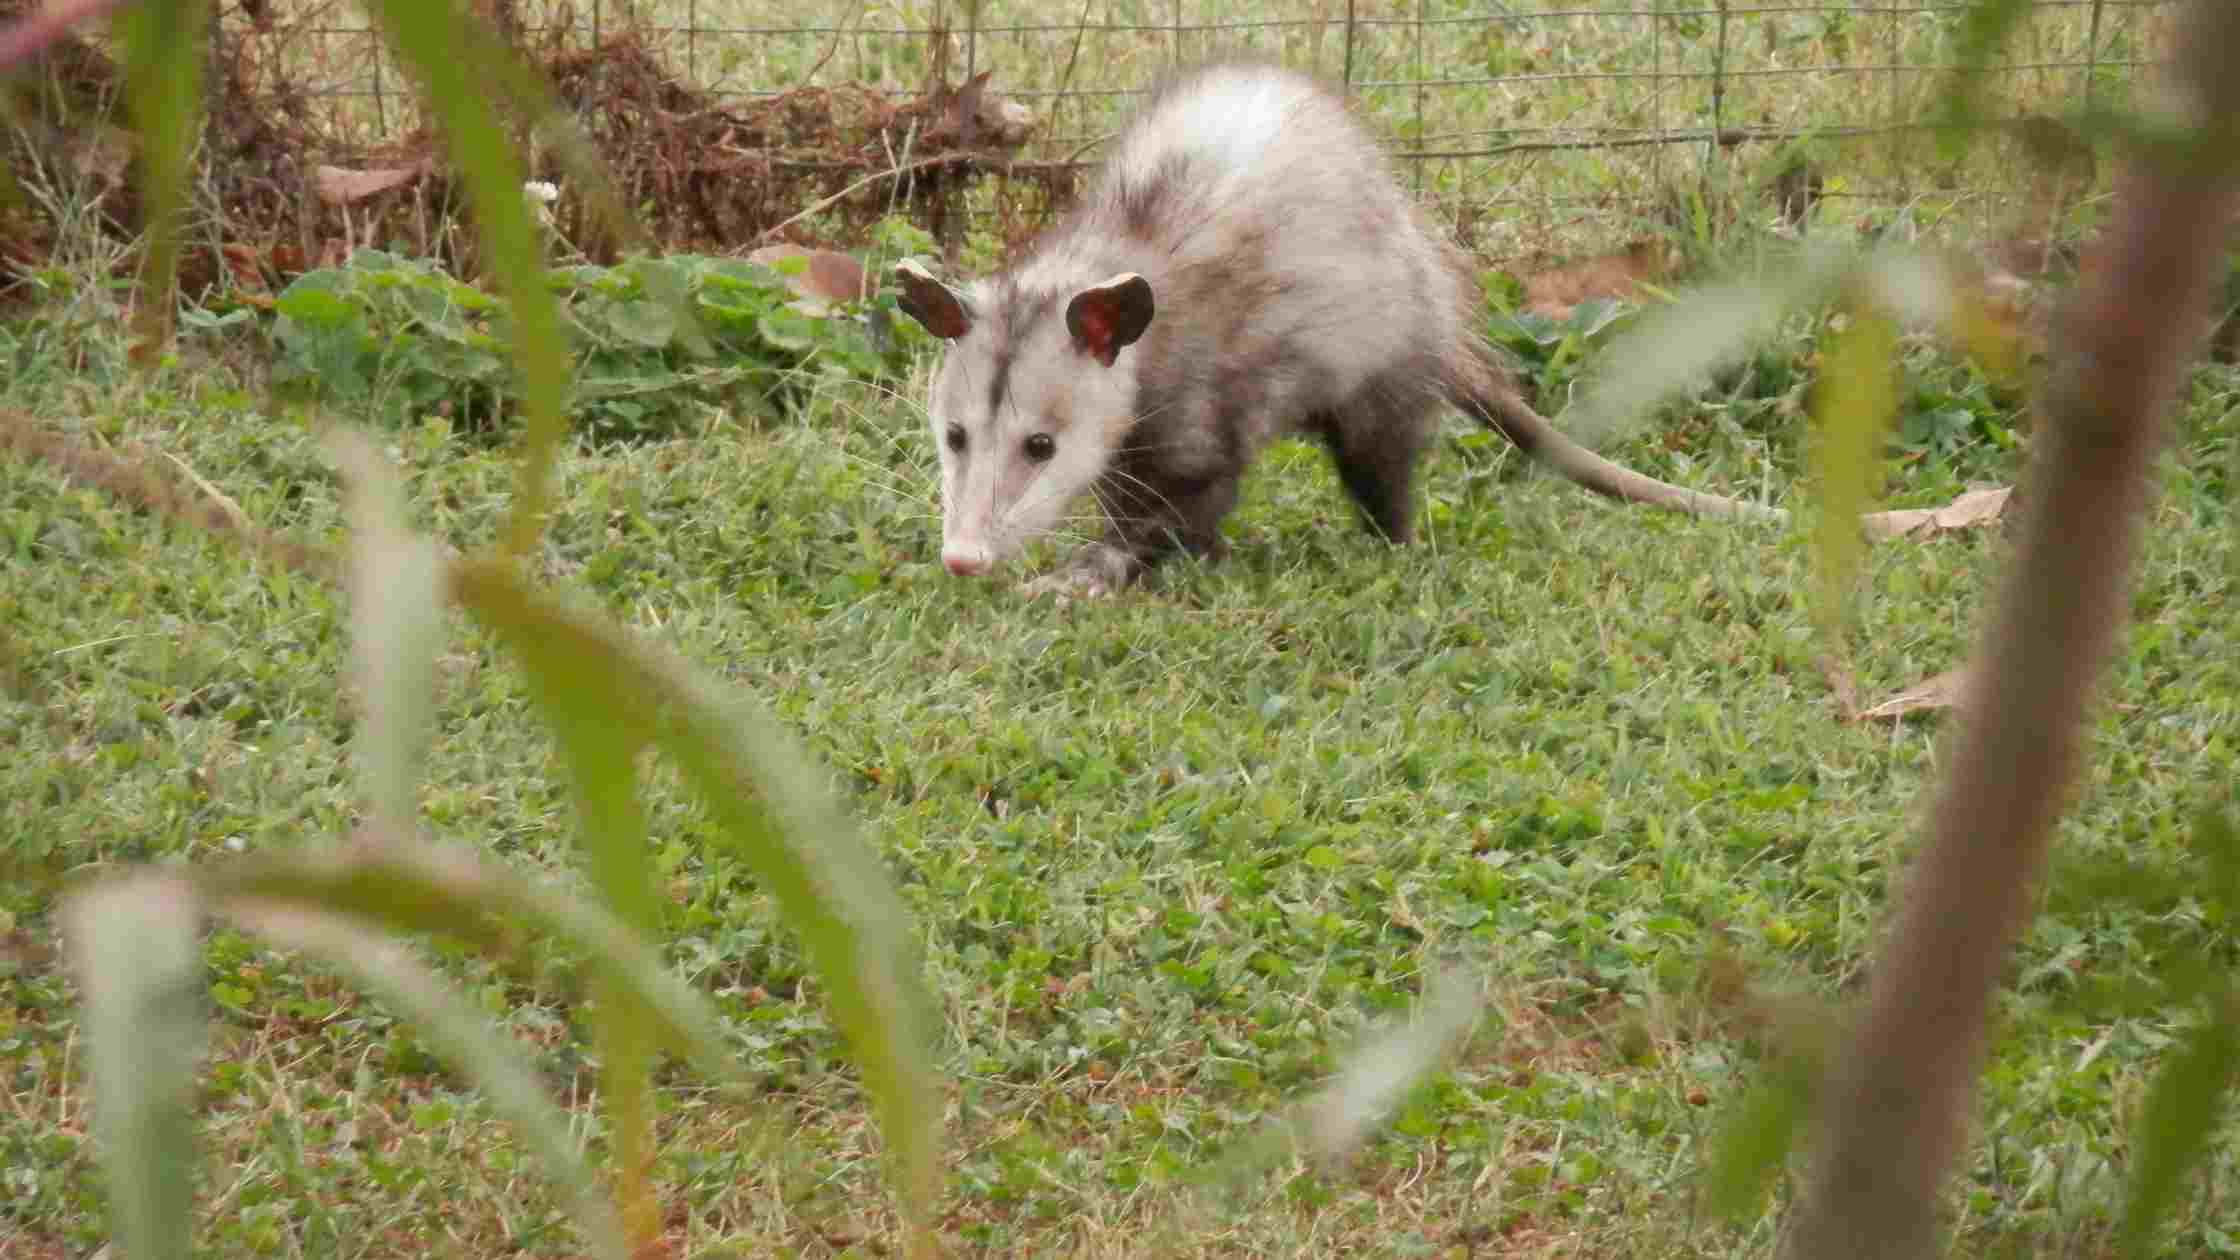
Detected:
left=892, top=258, right=974, bottom=340
left=1065, top=272, right=1154, bottom=368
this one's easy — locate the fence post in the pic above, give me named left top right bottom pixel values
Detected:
left=935, top=0, right=983, bottom=269
left=1888, top=0, right=1901, bottom=135
left=1342, top=0, right=1356, bottom=100
left=1887, top=0, right=1906, bottom=196
left=370, top=32, right=388, bottom=138
left=2084, top=0, right=2107, bottom=112
left=1651, top=0, right=1665, bottom=206
left=1412, top=0, right=1425, bottom=195
left=1708, top=0, right=1729, bottom=242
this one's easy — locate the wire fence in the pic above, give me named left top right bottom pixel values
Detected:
left=253, top=0, right=2175, bottom=256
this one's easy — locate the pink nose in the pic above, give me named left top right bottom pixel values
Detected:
left=943, top=545, right=990, bottom=577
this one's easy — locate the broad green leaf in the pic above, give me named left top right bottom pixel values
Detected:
left=330, top=430, right=450, bottom=830
left=1569, top=297, right=1633, bottom=343
left=273, top=283, right=358, bottom=327
left=225, top=898, right=630, bottom=1260
left=398, top=281, right=475, bottom=337
left=200, top=840, right=740, bottom=1085
left=449, top=555, right=944, bottom=1238
left=757, top=309, right=819, bottom=353
left=362, top=0, right=568, bottom=558
left=117, top=0, right=207, bottom=345
left=483, top=526, right=666, bottom=1248
left=2120, top=997, right=2240, bottom=1253
left=637, top=260, right=714, bottom=358
left=1809, top=303, right=1900, bottom=641
left=62, top=872, right=206, bottom=1260
left=608, top=299, right=681, bottom=350
left=179, top=305, right=253, bottom=331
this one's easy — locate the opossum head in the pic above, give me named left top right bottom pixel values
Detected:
left=892, top=258, right=1155, bottom=577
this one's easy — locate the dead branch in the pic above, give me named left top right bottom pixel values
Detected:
left=754, top=152, right=988, bottom=245
left=0, top=410, right=337, bottom=582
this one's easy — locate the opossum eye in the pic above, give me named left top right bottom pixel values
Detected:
left=1023, top=433, right=1056, bottom=462
left=944, top=423, right=967, bottom=453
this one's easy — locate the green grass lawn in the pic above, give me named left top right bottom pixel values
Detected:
left=3, top=289, right=2238, bottom=1257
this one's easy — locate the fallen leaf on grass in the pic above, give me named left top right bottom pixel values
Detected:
left=747, top=244, right=875, bottom=314
left=220, top=242, right=269, bottom=290
left=1856, top=666, right=1974, bottom=722
left=1861, top=485, right=2012, bottom=541
left=314, top=163, right=426, bottom=206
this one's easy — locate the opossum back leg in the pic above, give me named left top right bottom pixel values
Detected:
left=1310, top=401, right=1434, bottom=545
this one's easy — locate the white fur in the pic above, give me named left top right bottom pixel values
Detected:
left=1113, top=68, right=1298, bottom=190
left=930, top=307, right=1140, bottom=571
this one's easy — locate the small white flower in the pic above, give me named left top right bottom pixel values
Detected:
left=523, top=180, right=560, bottom=205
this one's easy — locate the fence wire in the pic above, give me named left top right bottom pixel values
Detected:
left=248, top=0, right=2173, bottom=256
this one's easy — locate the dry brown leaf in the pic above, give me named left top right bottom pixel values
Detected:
left=1861, top=485, right=2013, bottom=541
left=1520, top=238, right=1673, bottom=322
left=748, top=244, right=874, bottom=311
left=1856, top=665, right=1974, bottom=722
left=220, top=242, right=268, bottom=290
left=313, top=163, right=425, bottom=206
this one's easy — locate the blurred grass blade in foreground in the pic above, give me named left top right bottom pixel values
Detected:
left=202, top=837, right=744, bottom=1086
left=115, top=0, right=206, bottom=348
left=332, top=429, right=450, bottom=832
left=223, top=897, right=633, bottom=1260
left=452, top=555, right=947, bottom=1242
left=62, top=874, right=205, bottom=1260
left=348, top=0, right=572, bottom=557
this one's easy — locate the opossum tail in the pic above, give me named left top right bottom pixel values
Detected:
left=1454, top=368, right=1789, bottom=523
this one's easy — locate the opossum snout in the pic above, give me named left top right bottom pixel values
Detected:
left=943, top=541, right=994, bottom=577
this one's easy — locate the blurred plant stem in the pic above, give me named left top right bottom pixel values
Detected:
left=1777, top=2, right=2240, bottom=1257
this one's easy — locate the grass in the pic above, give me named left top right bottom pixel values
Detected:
left=3, top=241, right=2239, bottom=1257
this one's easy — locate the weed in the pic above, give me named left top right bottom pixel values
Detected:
left=199, top=246, right=924, bottom=442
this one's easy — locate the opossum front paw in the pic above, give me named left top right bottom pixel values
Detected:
left=1024, top=571, right=1112, bottom=602
left=1023, top=544, right=1138, bottom=600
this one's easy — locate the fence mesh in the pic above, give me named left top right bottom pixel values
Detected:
left=230, top=0, right=2173, bottom=259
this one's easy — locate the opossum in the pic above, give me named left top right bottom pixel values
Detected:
left=891, top=60, right=1776, bottom=596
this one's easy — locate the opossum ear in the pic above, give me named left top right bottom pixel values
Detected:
left=1066, top=272, right=1154, bottom=368
left=892, top=258, right=973, bottom=339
